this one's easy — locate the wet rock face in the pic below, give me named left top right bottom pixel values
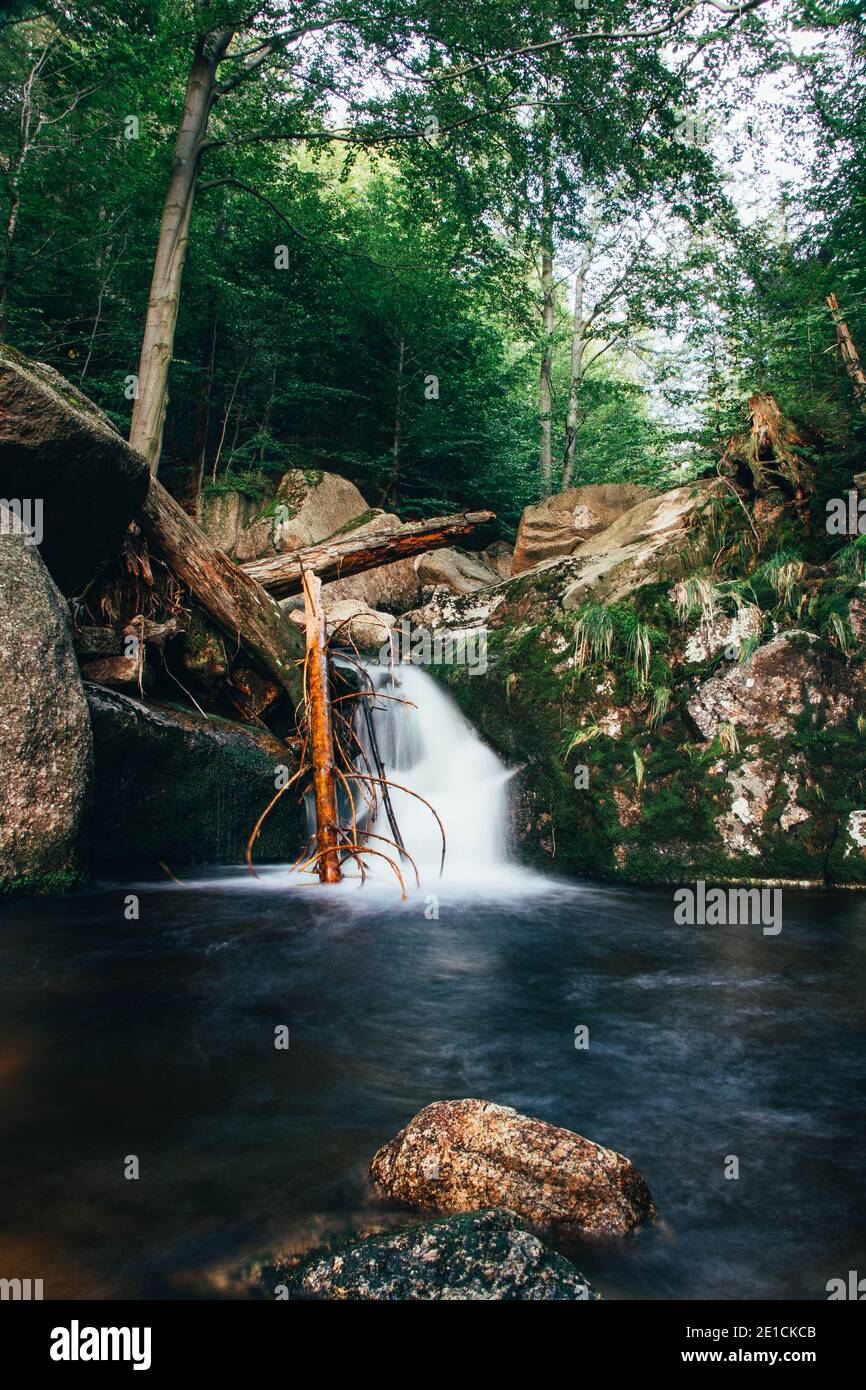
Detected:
left=85, top=685, right=305, bottom=866
left=254, top=1209, right=599, bottom=1301
left=513, top=483, right=652, bottom=575
left=370, top=1099, right=655, bottom=1237
left=0, top=345, right=150, bottom=594
left=0, top=506, right=93, bottom=893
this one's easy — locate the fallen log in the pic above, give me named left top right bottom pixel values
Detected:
left=301, top=570, right=342, bottom=884
left=137, top=474, right=305, bottom=706
left=239, top=510, right=496, bottom=599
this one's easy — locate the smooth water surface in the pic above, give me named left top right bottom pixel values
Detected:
left=1, top=872, right=864, bottom=1299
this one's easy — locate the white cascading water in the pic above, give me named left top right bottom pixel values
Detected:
left=357, top=661, right=539, bottom=895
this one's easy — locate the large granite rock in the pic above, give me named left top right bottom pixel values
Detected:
left=417, top=546, right=502, bottom=595
left=201, top=469, right=369, bottom=562
left=86, top=686, right=305, bottom=866
left=371, top=1099, right=654, bottom=1237
left=0, top=345, right=150, bottom=593
left=0, top=505, right=92, bottom=893
left=513, top=483, right=652, bottom=575
left=562, top=480, right=720, bottom=607
left=202, top=475, right=421, bottom=612
left=251, top=1209, right=598, bottom=1301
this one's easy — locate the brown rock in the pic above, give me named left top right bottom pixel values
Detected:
left=370, top=1098, right=654, bottom=1237
left=562, top=480, right=719, bottom=608
left=416, top=546, right=501, bottom=595
left=512, top=483, right=652, bottom=575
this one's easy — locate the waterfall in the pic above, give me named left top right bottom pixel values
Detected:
left=352, top=661, right=540, bottom=895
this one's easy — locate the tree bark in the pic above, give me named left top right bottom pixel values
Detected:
left=129, top=28, right=234, bottom=473
left=301, top=570, right=342, bottom=883
left=827, top=293, right=866, bottom=415
left=538, top=138, right=555, bottom=498
left=562, top=262, right=587, bottom=490
left=137, top=472, right=304, bottom=705
left=241, top=510, right=496, bottom=598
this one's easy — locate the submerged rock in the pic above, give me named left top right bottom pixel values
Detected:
left=0, top=505, right=92, bottom=893
left=0, top=344, right=150, bottom=593
left=255, top=1209, right=599, bottom=1300
left=85, top=685, right=305, bottom=866
left=513, top=482, right=652, bottom=575
left=371, top=1099, right=654, bottom=1237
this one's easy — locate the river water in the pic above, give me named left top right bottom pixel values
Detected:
left=1, top=667, right=864, bottom=1299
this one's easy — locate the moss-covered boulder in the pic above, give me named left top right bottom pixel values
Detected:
left=86, top=685, right=305, bottom=866
left=0, top=345, right=150, bottom=593
left=250, top=1209, right=599, bottom=1301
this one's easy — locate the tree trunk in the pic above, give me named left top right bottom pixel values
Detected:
left=129, top=29, right=234, bottom=473
left=137, top=472, right=304, bottom=705
left=539, top=246, right=555, bottom=498
left=562, top=263, right=587, bottom=490
left=301, top=570, right=342, bottom=883
left=827, top=293, right=866, bottom=415
left=241, top=510, right=496, bottom=598
left=538, top=140, right=555, bottom=498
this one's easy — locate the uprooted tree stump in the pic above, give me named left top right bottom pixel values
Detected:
left=720, top=393, right=819, bottom=515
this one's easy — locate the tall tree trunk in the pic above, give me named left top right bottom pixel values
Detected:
left=187, top=308, right=218, bottom=517
left=538, top=247, right=555, bottom=497
left=538, top=143, right=555, bottom=498
left=129, top=28, right=233, bottom=473
left=827, top=293, right=866, bottom=415
left=562, top=262, right=587, bottom=491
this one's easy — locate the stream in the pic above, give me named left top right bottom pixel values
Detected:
left=1, top=666, right=865, bottom=1299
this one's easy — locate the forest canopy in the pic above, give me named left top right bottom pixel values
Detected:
left=1, top=0, right=864, bottom=529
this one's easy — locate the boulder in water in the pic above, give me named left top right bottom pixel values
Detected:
left=0, top=504, right=92, bottom=893
left=251, top=1209, right=599, bottom=1300
left=371, top=1098, right=654, bottom=1237
left=86, top=685, right=305, bottom=866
